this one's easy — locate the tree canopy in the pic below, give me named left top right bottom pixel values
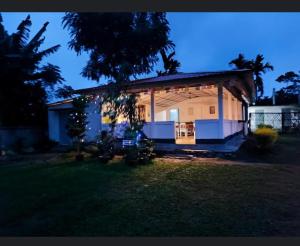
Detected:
left=156, top=49, right=180, bottom=76
left=276, top=71, right=300, bottom=104
left=63, top=13, right=175, bottom=129
left=63, top=13, right=174, bottom=82
left=276, top=71, right=300, bottom=93
left=229, top=53, right=274, bottom=99
left=0, top=14, right=65, bottom=126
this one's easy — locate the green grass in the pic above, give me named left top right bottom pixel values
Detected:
left=0, top=136, right=300, bottom=236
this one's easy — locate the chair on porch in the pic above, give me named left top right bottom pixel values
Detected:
left=186, top=122, right=194, bottom=137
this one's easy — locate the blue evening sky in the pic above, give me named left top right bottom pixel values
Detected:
left=2, top=12, right=300, bottom=99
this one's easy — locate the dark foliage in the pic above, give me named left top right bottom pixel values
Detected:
left=63, top=12, right=174, bottom=82
left=33, top=137, right=58, bottom=152
left=156, top=49, right=180, bottom=76
left=255, top=90, right=298, bottom=106
left=276, top=71, right=300, bottom=103
left=229, top=53, right=273, bottom=99
left=123, top=127, right=155, bottom=165
left=96, top=130, right=116, bottom=163
left=66, top=96, right=89, bottom=160
left=0, top=14, right=64, bottom=127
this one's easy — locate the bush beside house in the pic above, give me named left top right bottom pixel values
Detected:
left=253, top=126, right=278, bottom=150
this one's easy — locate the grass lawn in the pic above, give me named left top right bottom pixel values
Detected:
left=0, top=136, right=300, bottom=236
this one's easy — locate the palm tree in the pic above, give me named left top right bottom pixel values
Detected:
left=0, top=14, right=64, bottom=126
left=229, top=53, right=274, bottom=99
left=251, top=54, right=274, bottom=98
left=157, top=49, right=180, bottom=76
left=229, top=53, right=252, bottom=69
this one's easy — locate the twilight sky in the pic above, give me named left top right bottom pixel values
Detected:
left=2, top=12, right=300, bottom=99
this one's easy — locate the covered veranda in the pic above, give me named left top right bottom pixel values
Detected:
left=93, top=70, right=254, bottom=145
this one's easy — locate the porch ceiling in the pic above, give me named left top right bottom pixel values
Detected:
left=138, top=86, right=224, bottom=108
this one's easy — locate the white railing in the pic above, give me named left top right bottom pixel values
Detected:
left=195, top=119, right=243, bottom=140
left=143, top=121, right=175, bottom=139
left=101, top=122, right=129, bottom=138
left=224, top=120, right=244, bottom=138
left=101, top=121, right=175, bottom=140
left=195, top=120, right=220, bottom=139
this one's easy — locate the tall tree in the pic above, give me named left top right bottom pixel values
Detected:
left=156, top=49, right=180, bottom=76
left=63, top=13, right=174, bottom=129
left=276, top=71, right=300, bottom=104
left=0, top=14, right=64, bottom=127
left=229, top=53, right=273, bottom=99
left=251, top=54, right=274, bottom=98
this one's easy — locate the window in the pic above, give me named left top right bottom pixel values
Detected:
left=188, top=107, right=194, bottom=116
left=209, top=106, right=215, bottom=114
left=169, top=108, right=179, bottom=122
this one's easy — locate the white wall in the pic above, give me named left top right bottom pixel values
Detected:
left=155, top=96, right=219, bottom=122
left=85, top=101, right=101, bottom=141
left=248, top=105, right=300, bottom=131
left=155, top=110, right=167, bottom=121
left=48, top=111, right=60, bottom=142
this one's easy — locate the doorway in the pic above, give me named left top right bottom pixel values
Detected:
left=175, top=122, right=195, bottom=145
left=169, top=108, right=179, bottom=122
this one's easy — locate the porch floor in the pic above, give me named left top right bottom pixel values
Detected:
left=155, top=133, right=245, bottom=153
left=175, top=137, right=195, bottom=145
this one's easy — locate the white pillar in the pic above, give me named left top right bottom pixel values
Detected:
left=150, top=90, right=155, bottom=123
left=48, top=110, right=60, bottom=142
left=218, top=83, right=224, bottom=139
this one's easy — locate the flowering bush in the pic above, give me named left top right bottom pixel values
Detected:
left=253, top=127, right=278, bottom=150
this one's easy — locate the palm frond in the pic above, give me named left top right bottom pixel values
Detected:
left=27, top=21, right=49, bottom=49
left=34, top=44, right=60, bottom=60
left=12, top=15, right=32, bottom=49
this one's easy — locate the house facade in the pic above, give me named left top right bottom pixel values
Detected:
left=249, top=104, right=300, bottom=131
left=48, top=69, right=255, bottom=145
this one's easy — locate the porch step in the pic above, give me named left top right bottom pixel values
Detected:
left=154, top=134, right=245, bottom=158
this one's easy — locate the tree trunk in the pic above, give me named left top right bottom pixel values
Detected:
left=77, top=137, right=81, bottom=156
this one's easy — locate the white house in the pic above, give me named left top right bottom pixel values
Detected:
left=249, top=104, right=300, bottom=131
left=48, top=69, right=255, bottom=146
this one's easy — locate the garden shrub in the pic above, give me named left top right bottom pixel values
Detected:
left=123, top=128, right=155, bottom=165
left=123, top=139, right=155, bottom=165
left=33, top=137, right=58, bottom=152
left=253, top=127, right=278, bottom=150
left=257, top=124, right=273, bottom=129
left=96, top=130, right=116, bottom=163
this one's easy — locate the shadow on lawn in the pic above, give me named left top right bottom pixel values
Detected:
left=0, top=149, right=300, bottom=236
left=231, top=134, right=300, bottom=165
